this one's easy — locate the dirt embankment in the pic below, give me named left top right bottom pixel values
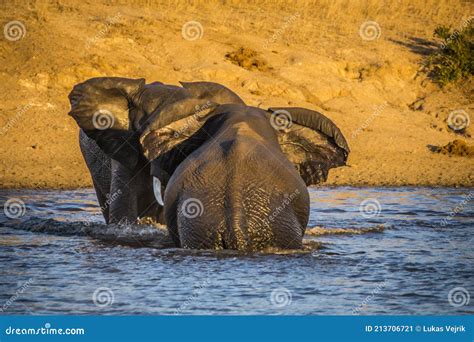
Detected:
left=0, top=0, right=473, bottom=188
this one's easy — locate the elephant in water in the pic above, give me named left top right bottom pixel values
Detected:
left=68, top=77, right=349, bottom=251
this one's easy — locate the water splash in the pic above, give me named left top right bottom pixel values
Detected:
left=305, top=225, right=385, bottom=236
left=11, top=217, right=174, bottom=248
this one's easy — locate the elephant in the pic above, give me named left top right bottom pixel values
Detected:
left=68, top=77, right=349, bottom=251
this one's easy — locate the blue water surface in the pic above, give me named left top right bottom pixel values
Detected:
left=0, top=187, right=472, bottom=315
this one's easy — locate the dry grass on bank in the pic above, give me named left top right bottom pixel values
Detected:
left=0, top=0, right=473, bottom=188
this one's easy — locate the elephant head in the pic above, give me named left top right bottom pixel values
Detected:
left=69, top=78, right=240, bottom=168
left=68, top=77, right=349, bottom=250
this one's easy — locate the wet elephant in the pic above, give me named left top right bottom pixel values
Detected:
left=68, top=77, right=349, bottom=251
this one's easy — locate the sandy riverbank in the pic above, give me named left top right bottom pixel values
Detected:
left=1, top=0, right=473, bottom=188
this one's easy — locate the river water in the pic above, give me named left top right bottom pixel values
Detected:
left=0, top=187, right=472, bottom=315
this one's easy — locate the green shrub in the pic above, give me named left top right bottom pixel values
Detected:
left=425, top=19, right=473, bottom=86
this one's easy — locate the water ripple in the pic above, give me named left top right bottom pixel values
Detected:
left=0, top=187, right=472, bottom=315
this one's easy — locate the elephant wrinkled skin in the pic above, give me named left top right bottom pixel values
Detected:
left=68, top=77, right=349, bottom=251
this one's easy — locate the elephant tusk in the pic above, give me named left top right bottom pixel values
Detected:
left=153, top=177, right=164, bottom=206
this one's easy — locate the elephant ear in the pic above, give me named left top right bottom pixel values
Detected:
left=268, top=107, right=350, bottom=186
left=68, top=77, right=145, bottom=169
left=180, top=81, right=245, bottom=105
left=140, top=98, right=220, bottom=183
